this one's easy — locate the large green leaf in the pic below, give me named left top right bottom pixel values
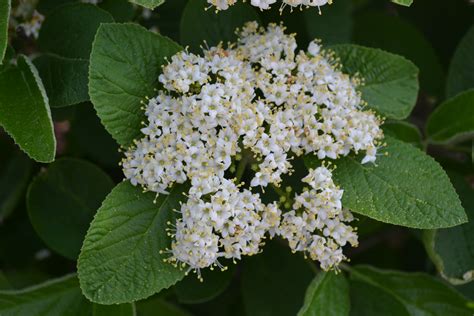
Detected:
left=175, top=265, right=235, bottom=304
left=0, top=0, right=9, bottom=64
left=0, top=151, right=32, bottom=221
left=304, top=0, right=353, bottom=45
left=27, top=158, right=114, bottom=260
left=354, top=12, right=443, bottom=96
left=78, top=181, right=188, bottom=304
left=297, top=271, right=349, bottom=316
left=38, top=3, right=114, bottom=59
left=0, top=55, right=56, bottom=163
left=349, top=265, right=473, bottom=315
left=34, top=54, right=90, bottom=108
left=0, top=274, right=91, bottom=316
left=180, top=0, right=259, bottom=53
left=330, top=45, right=419, bottom=120
left=305, top=136, right=466, bottom=229
left=424, top=172, right=474, bottom=284
left=446, top=25, right=474, bottom=98
left=130, top=0, right=164, bottom=9
left=242, top=242, right=313, bottom=316
left=89, top=23, right=181, bottom=147
left=426, top=89, right=474, bottom=144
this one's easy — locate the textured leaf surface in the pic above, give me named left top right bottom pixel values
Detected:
left=78, top=181, right=188, bottom=304
left=0, top=0, right=9, bottom=64
left=89, top=23, right=181, bottom=147
left=0, top=55, right=56, bottom=163
left=426, top=89, right=474, bottom=144
left=242, top=242, right=313, bottom=316
left=305, top=136, right=466, bottom=228
left=354, top=12, right=443, bottom=96
left=175, top=265, right=235, bottom=304
left=330, top=45, right=419, bottom=119
left=34, top=54, right=89, bottom=108
left=447, top=25, right=474, bottom=98
left=129, top=0, right=164, bottom=9
left=0, top=275, right=91, bottom=316
left=0, top=151, right=32, bottom=221
left=349, top=265, right=473, bottom=316
left=27, top=158, right=114, bottom=260
left=38, top=3, right=114, bottom=59
left=180, top=0, right=259, bottom=53
left=424, top=172, right=474, bottom=284
left=297, top=271, right=349, bottom=316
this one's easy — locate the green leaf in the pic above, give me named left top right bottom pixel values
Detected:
left=92, top=303, right=135, bottom=316
left=180, top=0, right=259, bottom=53
left=391, top=0, right=413, bottom=6
left=175, top=265, right=235, bottom=304
left=426, top=89, right=474, bottom=144
left=305, top=136, right=467, bottom=229
left=38, top=3, right=114, bottom=59
left=34, top=54, right=90, bottom=108
left=349, top=265, right=473, bottom=315
left=78, top=181, right=188, bottom=304
left=0, top=0, right=10, bottom=64
left=304, top=0, right=353, bottom=45
left=89, top=23, right=181, bottom=147
left=242, top=242, right=313, bottom=316
left=0, top=152, right=32, bottom=221
left=424, top=172, right=474, bottom=284
left=0, top=55, right=56, bottom=163
left=0, top=274, right=91, bottom=316
left=446, top=25, right=474, bottom=98
left=354, top=12, right=443, bottom=97
left=27, top=158, right=114, bottom=260
left=297, top=271, right=349, bottom=316
left=382, top=120, right=422, bottom=149
left=130, top=0, right=164, bottom=10
left=330, top=45, right=419, bottom=120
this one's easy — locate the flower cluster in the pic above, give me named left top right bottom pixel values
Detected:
left=208, top=0, right=332, bottom=12
left=166, top=179, right=281, bottom=278
left=122, top=22, right=384, bottom=274
left=280, top=166, right=358, bottom=270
